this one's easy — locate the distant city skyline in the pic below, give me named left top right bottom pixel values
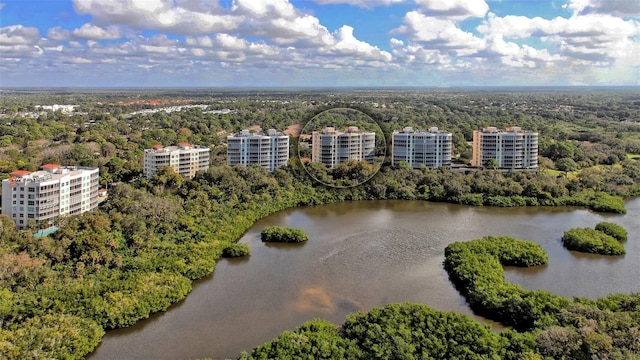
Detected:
left=1, top=0, right=638, bottom=88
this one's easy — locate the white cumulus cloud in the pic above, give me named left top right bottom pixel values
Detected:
left=72, top=23, right=121, bottom=40
left=216, top=33, right=248, bottom=51
left=72, top=0, right=240, bottom=34
left=479, top=12, right=640, bottom=62
left=332, top=25, right=392, bottom=61
left=414, top=0, right=489, bottom=19
left=311, top=0, right=406, bottom=7
left=232, top=0, right=297, bottom=19
left=0, top=25, right=40, bottom=45
left=564, top=0, right=640, bottom=16
left=394, top=11, right=484, bottom=55
left=47, top=27, right=71, bottom=41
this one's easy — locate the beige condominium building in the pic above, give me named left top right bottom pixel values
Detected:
left=471, top=126, right=538, bottom=169
left=1, top=164, right=99, bottom=229
left=227, top=129, right=290, bottom=172
left=311, top=126, right=376, bottom=168
left=143, top=142, right=210, bottom=179
left=392, top=127, right=452, bottom=169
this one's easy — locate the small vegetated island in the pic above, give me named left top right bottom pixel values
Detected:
left=562, top=222, right=627, bottom=255
left=261, top=226, right=309, bottom=243
left=222, top=242, right=251, bottom=258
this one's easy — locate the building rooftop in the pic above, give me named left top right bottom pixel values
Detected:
left=4, top=166, right=97, bottom=184
left=315, top=126, right=374, bottom=135
left=395, top=126, right=449, bottom=134
left=480, top=126, right=536, bottom=134
left=145, top=144, right=209, bottom=153
left=229, top=129, right=287, bottom=137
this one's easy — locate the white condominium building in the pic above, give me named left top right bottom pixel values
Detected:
left=1, top=164, right=99, bottom=229
left=227, top=129, right=290, bottom=172
left=392, top=127, right=452, bottom=169
left=311, top=126, right=376, bottom=168
left=143, top=142, right=210, bottom=179
left=471, top=126, right=538, bottom=169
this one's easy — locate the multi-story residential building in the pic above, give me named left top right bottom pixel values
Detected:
left=143, top=142, right=210, bottom=179
left=227, top=129, right=290, bottom=172
left=392, top=127, right=452, bottom=169
left=471, top=126, right=538, bottom=169
left=1, top=164, right=99, bottom=229
left=311, top=126, right=376, bottom=168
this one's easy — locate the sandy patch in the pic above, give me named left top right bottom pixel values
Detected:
left=284, top=124, right=303, bottom=137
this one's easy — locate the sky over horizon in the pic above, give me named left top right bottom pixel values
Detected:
left=0, top=0, right=639, bottom=87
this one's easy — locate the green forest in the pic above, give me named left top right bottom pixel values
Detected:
left=0, top=88, right=639, bottom=358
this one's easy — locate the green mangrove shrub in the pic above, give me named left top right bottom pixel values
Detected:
left=240, top=303, right=535, bottom=360
left=222, top=243, right=251, bottom=258
left=594, top=222, right=628, bottom=242
left=562, top=227, right=625, bottom=255
left=261, top=226, right=309, bottom=243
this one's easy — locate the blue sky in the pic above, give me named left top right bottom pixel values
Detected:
left=0, top=0, right=638, bottom=87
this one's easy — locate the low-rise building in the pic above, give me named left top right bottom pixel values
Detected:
left=471, top=126, right=538, bottom=169
left=143, top=142, right=210, bottom=179
left=1, top=164, right=99, bottom=229
left=392, top=127, right=452, bottom=169
left=311, top=126, right=375, bottom=168
left=227, top=129, right=290, bottom=172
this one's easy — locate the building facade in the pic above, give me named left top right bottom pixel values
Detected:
left=1, top=164, right=99, bottom=229
left=143, top=143, right=210, bottom=179
left=311, top=126, right=376, bottom=168
left=392, top=127, right=452, bottom=169
left=471, top=126, right=538, bottom=169
left=227, top=129, right=290, bottom=172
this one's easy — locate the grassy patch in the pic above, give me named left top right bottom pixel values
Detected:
left=545, top=169, right=578, bottom=180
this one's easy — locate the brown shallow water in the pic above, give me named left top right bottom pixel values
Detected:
left=89, top=198, right=640, bottom=360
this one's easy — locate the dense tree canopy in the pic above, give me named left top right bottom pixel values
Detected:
left=261, top=226, right=309, bottom=243
left=0, top=89, right=639, bottom=358
left=562, top=225, right=627, bottom=255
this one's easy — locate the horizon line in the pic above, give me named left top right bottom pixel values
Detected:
left=1, top=85, right=638, bottom=91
